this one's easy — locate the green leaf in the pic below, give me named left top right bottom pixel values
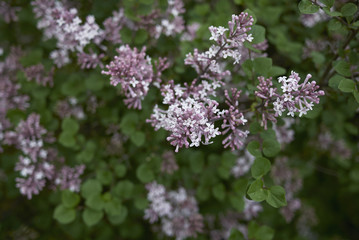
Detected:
left=255, top=226, right=275, bottom=240
left=134, top=198, right=148, bottom=210
left=323, top=7, right=342, bottom=17
left=61, top=118, right=79, bottom=135
left=242, top=59, right=253, bottom=78
left=250, top=25, right=266, bottom=44
left=114, top=164, right=127, bottom=178
left=251, top=157, right=271, bottom=179
left=53, top=205, right=76, bottom=224
left=298, top=0, right=319, bottom=14
left=321, top=0, right=334, bottom=8
left=338, top=79, right=355, bottom=93
left=212, top=183, right=226, bottom=201
left=229, top=195, right=245, bottom=212
left=247, top=179, right=268, bottom=202
left=136, top=164, right=154, bottom=183
left=262, top=139, right=280, bottom=157
left=249, top=122, right=263, bottom=134
left=266, top=186, right=287, bottom=208
left=81, top=179, right=103, bottom=199
left=329, top=75, right=345, bottom=89
left=190, top=151, right=204, bottom=174
left=328, top=19, right=342, bottom=31
left=232, top=179, right=248, bottom=197
left=85, top=194, right=105, bottom=211
left=82, top=208, right=103, bottom=227
left=268, top=66, right=286, bottom=77
left=254, top=57, right=272, bottom=77
left=113, top=180, right=134, bottom=199
left=353, top=91, right=359, bottom=104
left=58, top=131, right=76, bottom=148
left=107, top=206, right=128, bottom=225
left=20, top=49, right=43, bottom=67
left=334, top=61, right=351, bottom=77
left=130, top=131, right=145, bottom=147
left=85, top=73, right=104, bottom=91
left=62, top=190, right=80, bottom=208
left=229, top=228, right=245, bottom=240
left=247, top=141, right=262, bottom=157
left=134, top=29, right=148, bottom=45
left=104, top=198, right=124, bottom=216
left=341, top=3, right=357, bottom=17
left=96, top=169, right=113, bottom=185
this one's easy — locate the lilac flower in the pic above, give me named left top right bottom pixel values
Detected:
left=144, top=182, right=203, bottom=240
left=77, top=50, right=105, bottom=69
left=147, top=82, right=224, bottom=152
left=273, top=118, right=295, bottom=146
left=149, top=13, right=254, bottom=152
left=55, top=98, right=86, bottom=120
left=222, top=88, right=249, bottom=150
left=159, top=0, right=185, bottom=37
left=32, top=0, right=103, bottom=67
left=181, top=22, right=200, bottom=41
left=300, top=9, right=329, bottom=28
left=0, top=47, right=29, bottom=119
left=161, top=151, right=179, bottom=174
left=6, top=114, right=85, bottom=199
left=102, top=9, right=126, bottom=44
left=102, top=45, right=154, bottom=109
left=53, top=165, right=85, bottom=192
left=24, top=64, right=54, bottom=86
left=243, top=198, right=263, bottom=220
left=255, top=71, right=325, bottom=129
left=0, top=2, right=21, bottom=23
left=271, top=157, right=303, bottom=222
left=231, top=150, right=255, bottom=178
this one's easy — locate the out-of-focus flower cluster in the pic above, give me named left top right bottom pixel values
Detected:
left=0, top=2, right=21, bottom=23
left=144, top=182, right=203, bottom=240
left=231, top=150, right=255, bottom=178
left=271, top=157, right=302, bottom=222
left=32, top=0, right=102, bottom=67
left=4, top=114, right=85, bottom=199
left=208, top=199, right=262, bottom=240
left=255, top=71, right=325, bottom=129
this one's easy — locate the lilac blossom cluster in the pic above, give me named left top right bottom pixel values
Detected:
left=0, top=2, right=21, bottom=23
left=207, top=199, right=262, bottom=240
left=4, top=114, right=85, bottom=199
left=0, top=48, right=29, bottom=151
left=24, top=64, right=55, bottom=86
left=102, top=45, right=154, bottom=109
left=255, top=71, right=325, bottom=129
left=147, top=80, right=224, bottom=152
left=148, top=13, right=254, bottom=152
left=144, top=182, right=203, bottom=240
left=161, top=151, right=179, bottom=174
left=231, top=150, right=255, bottom=178
left=55, top=97, right=86, bottom=120
left=32, top=0, right=102, bottom=67
left=273, top=118, right=295, bottom=146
